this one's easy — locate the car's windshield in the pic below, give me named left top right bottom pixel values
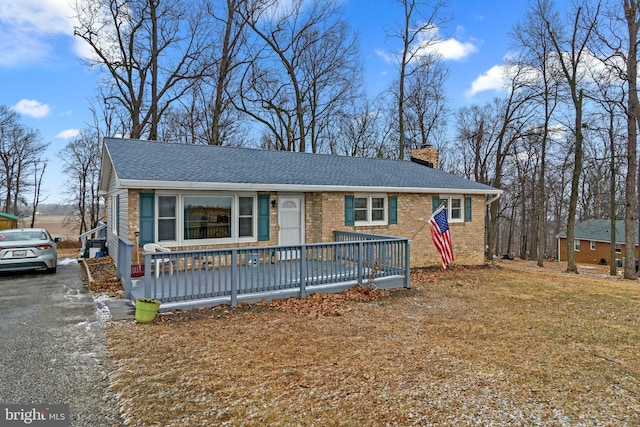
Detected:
left=0, top=231, right=47, bottom=241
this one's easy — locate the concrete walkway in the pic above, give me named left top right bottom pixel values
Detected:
left=105, top=299, right=135, bottom=321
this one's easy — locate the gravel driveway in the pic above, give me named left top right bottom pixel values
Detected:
left=0, top=258, right=121, bottom=426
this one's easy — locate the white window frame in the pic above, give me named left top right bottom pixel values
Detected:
left=439, top=195, right=465, bottom=223
left=590, top=240, right=596, bottom=251
left=155, top=191, right=258, bottom=245
left=615, top=243, right=622, bottom=254
left=354, top=194, right=388, bottom=226
left=110, top=194, right=119, bottom=236
left=237, top=196, right=256, bottom=239
left=157, top=194, right=178, bottom=244
left=574, top=239, right=581, bottom=251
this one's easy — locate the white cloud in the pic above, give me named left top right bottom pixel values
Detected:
left=0, top=0, right=76, bottom=65
left=375, top=27, right=478, bottom=68
left=11, top=99, right=51, bottom=118
left=412, top=26, right=478, bottom=61
left=374, top=48, right=395, bottom=64
left=466, top=65, right=508, bottom=97
left=429, top=37, right=478, bottom=61
left=56, top=128, right=82, bottom=139
left=466, top=48, right=626, bottom=99
left=376, top=25, right=478, bottom=66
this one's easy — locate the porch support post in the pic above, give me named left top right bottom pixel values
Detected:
left=300, top=245, right=307, bottom=299
left=144, top=252, right=153, bottom=299
left=122, top=241, right=132, bottom=299
left=404, top=239, right=411, bottom=288
left=357, top=241, right=364, bottom=283
left=231, top=249, right=238, bottom=306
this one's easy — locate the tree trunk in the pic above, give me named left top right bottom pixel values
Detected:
left=566, top=89, right=584, bottom=273
left=624, top=0, right=639, bottom=279
left=608, top=111, right=618, bottom=276
left=149, top=0, right=159, bottom=140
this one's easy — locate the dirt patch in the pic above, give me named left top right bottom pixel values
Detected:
left=100, top=261, right=640, bottom=426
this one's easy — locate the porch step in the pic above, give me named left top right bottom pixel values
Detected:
left=105, top=299, right=136, bottom=321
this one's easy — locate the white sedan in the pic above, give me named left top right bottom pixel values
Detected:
left=0, top=228, right=60, bottom=274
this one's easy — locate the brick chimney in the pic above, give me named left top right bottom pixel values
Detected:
left=410, top=145, right=438, bottom=169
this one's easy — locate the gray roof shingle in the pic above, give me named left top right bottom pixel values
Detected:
left=103, top=137, right=500, bottom=193
left=557, top=219, right=638, bottom=243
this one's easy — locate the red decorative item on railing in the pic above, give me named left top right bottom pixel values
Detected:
left=131, top=264, right=145, bottom=278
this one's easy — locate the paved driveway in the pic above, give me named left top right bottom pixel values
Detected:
left=0, top=258, right=121, bottom=426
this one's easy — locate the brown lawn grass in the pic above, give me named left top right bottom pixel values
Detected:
left=104, top=261, right=640, bottom=426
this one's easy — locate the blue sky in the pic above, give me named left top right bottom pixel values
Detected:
left=0, top=0, right=559, bottom=204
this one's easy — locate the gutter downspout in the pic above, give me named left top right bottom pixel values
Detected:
left=485, top=193, right=501, bottom=205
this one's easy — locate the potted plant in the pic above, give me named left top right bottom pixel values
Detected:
left=135, top=298, right=161, bottom=323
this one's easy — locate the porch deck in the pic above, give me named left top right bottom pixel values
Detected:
left=131, top=258, right=405, bottom=311
left=118, top=232, right=411, bottom=311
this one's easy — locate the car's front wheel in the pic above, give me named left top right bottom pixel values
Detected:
left=46, top=266, right=57, bottom=274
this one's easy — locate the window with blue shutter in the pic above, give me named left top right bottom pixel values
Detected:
left=139, top=193, right=155, bottom=245
left=258, top=195, right=270, bottom=241
left=432, top=196, right=440, bottom=212
left=465, top=197, right=472, bottom=222
left=344, top=195, right=355, bottom=226
left=389, top=196, right=398, bottom=225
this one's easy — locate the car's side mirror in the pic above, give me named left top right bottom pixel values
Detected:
left=54, top=237, right=62, bottom=242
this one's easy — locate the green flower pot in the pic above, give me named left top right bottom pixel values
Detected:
left=135, top=298, right=161, bottom=323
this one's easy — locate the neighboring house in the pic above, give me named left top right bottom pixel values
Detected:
left=0, top=213, right=19, bottom=231
left=98, top=137, right=502, bottom=269
left=556, top=219, right=640, bottom=265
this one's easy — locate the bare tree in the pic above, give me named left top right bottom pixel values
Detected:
left=29, top=160, right=48, bottom=228
left=0, top=106, right=48, bottom=215
left=403, top=54, right=449, bottom=151
left=512, top=0, right=562, bottom=267
left=299, top=19, right=363, bottom=153
left=59, top=132, right=103, bottom=234
left=537, top=0, right=600, bottom=273
left=621, top=0, right=640, bottom=279
left=74, top=0, right=216, bottom=139
left=454, top=62, right=535, bottom=260
left=387, top=0, right=449, bottom=159
left=330, top=98, right=394, bottom=158
left=236, top=0, right=361, bottom=153
left=591, top=0, right=640, bottom=275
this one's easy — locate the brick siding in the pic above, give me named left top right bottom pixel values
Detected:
left=410, top=147, right=439, bottom=169
left=124, top=189, right=487, bottom=268
left=557, top=238, right=639, bottom=265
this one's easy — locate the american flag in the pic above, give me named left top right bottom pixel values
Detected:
left=429, top=205, right=454, bottom=270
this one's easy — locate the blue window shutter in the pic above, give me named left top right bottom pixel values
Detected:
left=465, top=197, right=472, bottom=222
left=139, top=193, right=155, bottom=245
left=258, top=195, right=270, bottom=241
left=432, top=196, right=440, bottom=213
left=389, top=196, right=398, bottom=225
left=345, top=196, right=355, bottom=226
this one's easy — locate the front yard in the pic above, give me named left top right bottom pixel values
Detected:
left=102, top=260, right=639, bottom=426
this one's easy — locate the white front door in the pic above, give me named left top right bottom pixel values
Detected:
left=278, top=194, right=304, bottom=258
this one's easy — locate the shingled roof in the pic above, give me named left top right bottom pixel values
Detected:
left=100, top=137, right=501, bottom=195
left=557, top=219, right=639, bottom=244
